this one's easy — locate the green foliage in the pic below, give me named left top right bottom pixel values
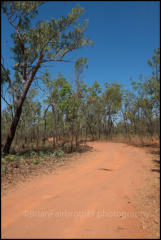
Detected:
left=74, top=57, right=88, bottom=78
left=1, top=154, right=21, bottom=174
left=2, top=154, right=16, bottom=163
left=3, top=2, right=93, bottom=65
left=32, top=158, right=42, bottom=165
left=103, top=82, right=122, bottom=113
left=74, top=57, right=88, bottom=96
left=1, top=65, right=11, bottom=85
left=53, top=148, right=64, bottom=161
left=28, top=150, right=37, bottom=158
left=121, top=48, right=160, bottom=138
left=1, top=166, right=6, bottom=174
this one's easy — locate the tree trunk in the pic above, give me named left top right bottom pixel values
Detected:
left=87, top=122, right=94, bottom=141
left=43, top=104, right=50, bottom=145
left=123, top=118, right=128, bottom=135
left=3, top=55, right=43, bottom=154
left=3, top=103, right=24, bottom=154
left=98, top=127, right=101, bottom=140
left=75, top=134, right=78, bottom=148
left=70, top=122, right=74, bottom=152
left=52, top=106, right=58, bottom=145
left=85, top=126, right=88, bottom=145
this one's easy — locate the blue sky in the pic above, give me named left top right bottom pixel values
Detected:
left=1, top=1, right=160, bottom=108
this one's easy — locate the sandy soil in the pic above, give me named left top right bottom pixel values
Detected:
left=1, top=142, right=160, bottom=239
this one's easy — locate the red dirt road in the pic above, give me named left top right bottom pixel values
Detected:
left=2, top=142, right=160, bottom=239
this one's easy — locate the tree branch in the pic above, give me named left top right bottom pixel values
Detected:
left=1, top=63, right=12, bottom=87
left=1, top=94, right=12, bottom=109
left=42, top=59, right=73, bottom=63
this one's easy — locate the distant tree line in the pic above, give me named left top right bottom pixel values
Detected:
left=2, top=47, right=160, bottom=153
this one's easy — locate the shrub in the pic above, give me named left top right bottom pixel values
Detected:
left=29, top=150, right=37, bottom=158
left=2, top=154, right=16, bottom=163
left=32, top=158, right=41, bottom=165
left=1, top=166, right=6, bottom=174
left=53, top=148, right=64, bottom=162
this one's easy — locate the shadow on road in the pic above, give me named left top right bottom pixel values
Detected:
left=151, top=159, right=160, bottom=173
left=151, top=168, right=160, bottom=173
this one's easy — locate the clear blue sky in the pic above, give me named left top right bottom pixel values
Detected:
left=1, top=1, right=160, bottom=108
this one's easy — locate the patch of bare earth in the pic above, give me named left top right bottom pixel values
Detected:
left=1, top=142, right=160, bottom=239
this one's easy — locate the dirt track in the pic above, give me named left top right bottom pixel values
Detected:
left=2, top=142, right=160, bottom=239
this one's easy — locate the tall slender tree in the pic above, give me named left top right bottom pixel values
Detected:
left=2, top=2, right=93, bottom=154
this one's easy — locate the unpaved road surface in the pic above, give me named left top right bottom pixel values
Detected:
left=2, top=142, right=160, bottom=239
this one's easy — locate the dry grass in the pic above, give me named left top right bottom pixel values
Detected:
left=111, top=134, right=160, bottom=147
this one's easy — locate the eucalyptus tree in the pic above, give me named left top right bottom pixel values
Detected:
left=131, top=47, right=160, bottom=138
left=2, top=1, right=93, bottom=154
left=73, top=57, right=88, bottom=145
left=74, top=57, right=88, bottom=94
left=42, top=67, right=87, bottom=149
left=121, top=48, right=160, bottom=138
left=15, top=88, right=39, bottom=144
left=103, top=82, right=122, bottom=139
left=142, top=47, right=160, bottom=136
left=84, top=81, right=102, bottom=140
left=131, top=79, right=158, bottom=137
left=58, top=82, right=79, bottom=150
left=42, top=72, right=73, bottom=145
left=147, top=47, right=160, bottom=136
